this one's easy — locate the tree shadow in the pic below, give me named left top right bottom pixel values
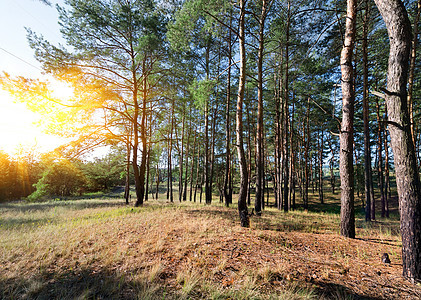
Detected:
left=0, top=198, right=125, bottom=214
left=0, top=266, right=165, bottom=300
left=0, top=262, right=387, bottom=300
left=314, top=281, right=384, bottom=300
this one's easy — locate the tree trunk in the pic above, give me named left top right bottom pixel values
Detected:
left=255, top=0, right=269, bottom=216
left=132, top=85, right=143, bottom=206
left=408, top=0, right=420, bottom=148
left=318, top=129, right=324, bottom=204
left=145, top=146, right=150, bottom=201
left=363, top=0, right=373, bottom=221
left=329, top=134, right=336, bottom=194
left=179, top=115, right=185, bottom=202
left=209, top=104, right=217, bottom=204
left=236, top=0, right=249, bottom=227
left=145, top=102, right=153, bottom=202
left=134, top=64, right=148, bottom=207
left=246, top=99, right=253, bottom=207
left=384, top=124, right=390, bottom=218
left=339, top=0, right=357, bottom=239
left=304, top=97, right=310, bottom=210
left=189, top=131, right=197, bottom=202
left=289, top=96, right=295, bottom=210
left=124, top=131, right=131, bottom=204
left=224, top=17, right=233, bottom=207
left=376, top=98, right=384, bottom=219
left=194, top=142, right=201, bottom=203
left=283, top=1, right=291, bottom=213
left=374, top=0, right=421, bottom=281
left=168, top=100, right=175, bottom=203
left=204, top=40, right=211, bottom=205
left=155, top=164, right=160, bottom=200
left=183, top=117, right=191, bottom=201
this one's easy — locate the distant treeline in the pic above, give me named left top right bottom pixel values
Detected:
left=0, top=148, right=126, bottom=202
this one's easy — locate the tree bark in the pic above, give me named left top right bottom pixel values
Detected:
left=183, top=117, right=191, bottom=201
left=155, top=164, right=160, bottom=200
left=168, top=100, right=175, bottom=203
left=408, top=0, right=420, bottom=148
left=132, top=76, right=143, bottom=206
left=204, top=40, right=212, bottom=205
left=376, top=98, right=384, bottom=219
left=255, top=0, right=268, bottom=216
left=236, top=0, right=249, bottom=227
left=134, top=62, right=148, bottom=207
left=124, top=129, right=132, bottom=204
left=363, top=0, right=373, bottom=222
left=384, top=124, right=390, bottom=218
left=283, top=1, right=291, bottom=213
left=178, top=115, right=185, bottom=202
left=374, top=0, right=421, bottom=281
left=189, top=131, right=197, bottom=202
left=304, top=97, right=310, bottom=210
left=224, top=17, right=233, bottom=207
left=339, top=0, right=357, bottom=239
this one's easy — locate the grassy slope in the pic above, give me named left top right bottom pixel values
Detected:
left=1, top=191, right=420, bottom=299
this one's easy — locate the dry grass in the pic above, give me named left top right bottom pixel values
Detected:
left=0, top=192, right=420, bottom=299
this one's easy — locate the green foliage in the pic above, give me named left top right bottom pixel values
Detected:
left=167, top=0, right=230, bottom=52
left=29, top=160, right=87, bottom=201
left=81, top=149, right=125, bottom=191
left=189, top=79, right=216, bottom=109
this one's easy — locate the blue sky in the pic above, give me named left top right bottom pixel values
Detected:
left=0, top=0, right=65, bottom=78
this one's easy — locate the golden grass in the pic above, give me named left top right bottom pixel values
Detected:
left=0, top=192, right=420, bottom=299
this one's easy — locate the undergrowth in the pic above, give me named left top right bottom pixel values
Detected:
left=0, top=192, right=416, bottom=300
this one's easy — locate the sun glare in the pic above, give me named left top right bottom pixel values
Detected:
left=0, top=81, right=73, bottom=155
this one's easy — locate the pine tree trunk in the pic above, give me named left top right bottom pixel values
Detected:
left=408, top=0, right=420, bottom=148
left=224, top=18, right=233, bottom=207
left=376, top=98, right=384, bottom=219
left=194, top=143, right=201, bottom=203
left=246, top=100, right=253, bottom=207
left=236, top=0, right=249, bottom=227
left=189, top=131, right=197, bottom=202
left=124, top=131, right=131, bottom=204
left=134, top=66, right=148, bottom=207
left=339, top=0, right=357, bottom=239
left=204, top=41, right=211, bottom=205
left=209, top=104, right=217, bottom=204
left=374, top=0, right=421, bottom=281
left=329, top=135, right=336, bottom=194
left=289, top=99, right=295, bottom=210
left=145, top=106, right=152, bottom=202
left=183, top=118, right=191, bottom=201
left=155, top=165, right=160, bottom=200
left=318, top=129, right=324, bottom=204
left=168, top=100, right=175, bottom=203
left=304, top=97, right=310, bottom=210
left=283, top=2, right=291, bottom=213
left=363, top=0, right=373, bottom=221
left=255, top=0, right=268, bottom=216
left=384, top=126, right=390, bottom=217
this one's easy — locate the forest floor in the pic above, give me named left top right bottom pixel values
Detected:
left=1, top=190, right=421, bottom=299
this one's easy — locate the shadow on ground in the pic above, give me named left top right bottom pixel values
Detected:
left=0, top=265, right=382, bottom=300
left=0, top=267, right=166, bottom=300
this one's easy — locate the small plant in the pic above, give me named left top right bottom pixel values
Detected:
left=148, top=260, right=164, bottom=282
left=176, top=267, right=202, bottom=297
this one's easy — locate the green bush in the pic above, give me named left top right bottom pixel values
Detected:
left=28, top=160, right=87, bottom=201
